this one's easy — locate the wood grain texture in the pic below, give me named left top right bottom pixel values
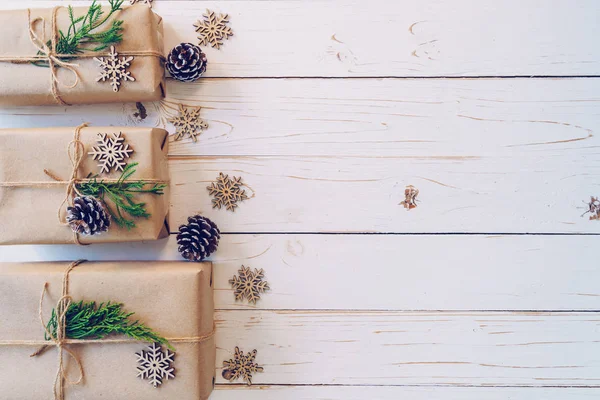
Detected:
left=2, top=78, right=599, bottom=157
left=169, top=154, right=599, bottom=234
left=17, top=0, right=600, bottom=77
left=211, top=386, right=600, bottom=400
left=214, top=310, right=600, bottom=386
left=1, top=0, right=599, bottom=398
left=3, top=235, right=599, bottom=311
left=3, top=79, right=597, bottom=233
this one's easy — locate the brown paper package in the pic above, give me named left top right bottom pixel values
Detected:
left=0, top=126, right=170, bottom=245
left=0, top=5, right=165, bottom=106
left=0, top=261, right=215, bottom=400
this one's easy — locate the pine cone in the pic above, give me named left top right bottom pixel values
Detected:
left=166, top=43, right=207, bottom=82
left=177, top=215, right=220, bottom=261
left=66, top=196, right=111, bottom=236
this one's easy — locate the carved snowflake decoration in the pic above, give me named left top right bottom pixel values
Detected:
left=88, top=132, right=134, bottom=174
left=130, top=0, right=152, bottom=6
left=194, top=9, right=234, bottom=49
left=168, top=104, right=208, bottom=142
left=222, top=347, right=264, bottom=386
left=94, top=46, right=135, bottom=92
left=207, top=173, right=249, bottom=212
left=230, top=266, right=270, bottom=304
left=136, top=343, right=175, bottom=388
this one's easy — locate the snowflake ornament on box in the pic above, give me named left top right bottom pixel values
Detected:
left=230, top=266, right=270, bottom=304
left=95, top=46, right=135, bottom=92
left=136, top=342, right=175, bottom=388
left=207, top=173, right=249, bottom=212
left=168, top=104, right=208, bottom=142
left=88, top=132, right=134, bottom=174
left=194, top=9, right=234, bottom=49
left=130, top=0, right=152, bottom=6
left=222, top=347, right=264, bottom=386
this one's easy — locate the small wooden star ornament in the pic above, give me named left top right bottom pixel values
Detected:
left=222, top=347, right=264, bottom=385
left=230, top=266, right=270, bottom=304
left=168, top=104, right=209, bottom=142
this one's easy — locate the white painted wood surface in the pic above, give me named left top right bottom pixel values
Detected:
left=1, top=1, right=599, bottom=399
left=18, top=0, right=600, bottom=77
left=210, top=386, right=600, bottom=400
left=214, top=311, right=600, bottom=386
left=4, top=235, right=599, bottom=311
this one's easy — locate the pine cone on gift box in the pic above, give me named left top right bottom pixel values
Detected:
left=177, top=215, right=221, bottom=261
left=66, top=196, right=111, bottom=236
left=166, top=43, right=208, bottom=82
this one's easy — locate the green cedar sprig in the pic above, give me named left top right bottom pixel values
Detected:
left=45, top=300, right=174, bottom=351
left=76, top=162, right=166, bottom=230
left=34, top=0, right=125, bottom=66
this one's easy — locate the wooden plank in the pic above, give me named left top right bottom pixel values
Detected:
left=3, top=79, right=599, bottom=158
left=164, top=78, right=600, bottom=157
left=3, top=235, right=599, bottom=311
left=214, top=310, right=600, bottom=386
left=211, top=386, right=600, bottom=400
left=14, top=1, right=600, bottom=77
left=168, top=153, right=600, bottom=233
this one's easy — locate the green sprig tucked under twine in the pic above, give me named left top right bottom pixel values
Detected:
left=77, top=162, right=166, bottom=230
left=45, top=301, right=174, bottom=351
left=34, top=0, right=125, bottom=66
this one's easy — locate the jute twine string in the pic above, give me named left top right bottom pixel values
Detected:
left=0, top=260, right=216, bottom=400
left=0, top=123, right=169, bottom=245
left=0, top=7, right=165, bottom=105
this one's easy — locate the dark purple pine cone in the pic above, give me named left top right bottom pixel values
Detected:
left=177, top=215, right=221, bottom=261
left=66, top=196, right=111, bottom=236
left=166, top=43, right=208, bottom=82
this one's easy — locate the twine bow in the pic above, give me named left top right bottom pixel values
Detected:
left=0, top=7, right=167, bottom=105
left=0, top=260, right=217, bottom=400
left=43, top=123, right=88, bottom=244
left=0, top=123, right=169, bottom=245
left=27, top=7, right=80, bottom=105
left=33, top=260, right=87, bottom=400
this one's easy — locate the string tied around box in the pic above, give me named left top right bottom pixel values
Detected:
left=0, top=260, right=217, bottom=400
left=0, top=123, right=169, bottom=245
left=0, top=6, right=166, bottom=105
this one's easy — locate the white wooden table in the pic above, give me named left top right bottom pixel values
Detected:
left=2, top=1, right=600, bottom=398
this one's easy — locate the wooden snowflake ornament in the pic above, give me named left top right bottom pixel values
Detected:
left=230, top=266, right=270, bottom=304
left=207, top=173, right=249, bottom=212
left=136, top=343, right=175, bottom=388
left=88, top=132, right=134, bottom=174
left=194, top=9, right=233, bottom=49
left=95, top=46, right=135, bottom=92
left=222, top=347, right=263, bottom=385
left=168, top=104, right=209, bottom=142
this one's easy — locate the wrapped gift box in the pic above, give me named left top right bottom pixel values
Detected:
left=0, top=5, right=165, bottom=106
left=0, top=261, right=215, bottom=400
left=0, top=126, right=170, bottom=244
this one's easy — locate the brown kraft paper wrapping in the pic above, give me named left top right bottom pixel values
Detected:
left=0, top=5, right=165, bottom=106
left=0, top=261, right=215, bottom=400
left=0, top=126, right=170, bottom=245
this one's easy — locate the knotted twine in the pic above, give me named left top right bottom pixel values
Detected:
left=0, top=123, right=169, bottom=245
left=0, top=6, right=165, bottom=105
left=0, top=260, right=217, bottom=400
